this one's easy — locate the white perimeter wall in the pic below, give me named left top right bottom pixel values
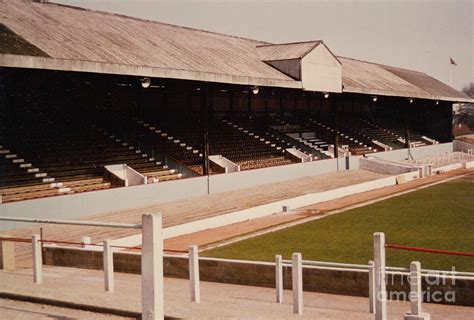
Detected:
left=0, top=143, right=453, bottom=231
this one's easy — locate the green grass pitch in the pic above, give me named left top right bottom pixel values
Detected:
left=204, top=173, right=474, bottom=272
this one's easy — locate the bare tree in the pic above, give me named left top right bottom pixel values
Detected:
left=462, top=82, right=474, bottom=98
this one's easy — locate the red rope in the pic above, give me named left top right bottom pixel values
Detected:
left=164, top=249, right=188, bottom=253
left=385, top=244, right=474, bottom=257
left=0, top=237, right=31, bottom=243
left=42, top=239, right=102, bottom=246
left=0, top=237, right=141, bottom=250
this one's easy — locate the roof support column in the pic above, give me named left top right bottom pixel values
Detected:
left=247, top=90, right=252, bottom=113
left=332, top=94, right=339, bottom=159
left=201, top=85, right=210, bottom=177
left=404, top=100, right=411, bottom=149
left=229, top=89, right=234, bottom=114
left=306, top=93, right=311, bottom=115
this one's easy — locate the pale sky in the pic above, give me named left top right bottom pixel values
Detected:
left=54, top=0, right=473, bottom=91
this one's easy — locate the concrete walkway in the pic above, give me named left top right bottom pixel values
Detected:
left=0, top=298, right=130, bottom=319
left=1, top=266, right=473, bottom=319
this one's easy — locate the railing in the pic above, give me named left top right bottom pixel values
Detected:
left=2, top=224, right=473, bottom=319
left=0, top=214, right=163, bottom=320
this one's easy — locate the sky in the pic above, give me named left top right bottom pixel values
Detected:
left=54, top=0, right=473, bottom=91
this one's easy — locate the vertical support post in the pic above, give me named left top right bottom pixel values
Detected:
left=103, top=239, right=114, bottom=292
left=331, top=95, right=339, bottom=160
left=0, top=236, right=15, bottom=271
left=142, top=214, right=164, bottom=320
left=201, top=87, right=210, bottom=177
left=404, top=261, right=430, bottom=320
left=275, top=255, right=283, bottom=303
left=373, top=232, right=387, bottom=320
left=292, top=252, right=303, bottom=315
left=189, top=245, right=200, bottom=303
left=369, top=260, right=375, bottom=314
left=81, top=236, right=92, bottom=249
left=247, top=91, right=252, bottom=113
left=32, top=234, right=42, bottom=284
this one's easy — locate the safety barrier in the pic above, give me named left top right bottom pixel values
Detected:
left=374, top=232, right=474, bottom=320
left=2, top=226, right=474, bottom=319
left=0, top=215, right=164, bottom=320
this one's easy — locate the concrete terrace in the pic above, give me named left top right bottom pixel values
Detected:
left=1, top=266, right=473, bottom=319
left=3, top=169, right=387, bottom=267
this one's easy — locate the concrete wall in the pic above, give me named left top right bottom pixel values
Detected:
left=0, top=177, right=208, bottom=231
left=374, top=143, right=453, bottom=162
left=208, top=158, right=344, bottom=194
left=360, top=157, right=417, bottom=175
left=0, top=144, right=451, bottom=231
left=42, top=247, right=474, bottom=307
left=453, top=140, right=474, bottom=152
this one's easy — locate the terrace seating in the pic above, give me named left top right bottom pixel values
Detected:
left=0, top=113, right=181, bottom=202
left=130, top=113, right=298, bottom=172
left=269, top=115, right=380, bottom=157
left=355, top=116, right=438, bottom=148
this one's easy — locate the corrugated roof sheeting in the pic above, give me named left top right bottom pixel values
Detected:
left=0, top=0, right=471, bottom=103
left=382, top=65, right=466, bottom=99
left=256, top=41, right=320, bottom=61
left=339, top=57, right=471, bottom=101
left=0, top=0, right=292, bottom=81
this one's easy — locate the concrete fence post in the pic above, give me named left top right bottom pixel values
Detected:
left=373, top=232, right=387, bottom=320
left=189, top=245, right=200, bottom=303
left=0, top=235, right=15, bottom=271
left=32, top=234, right=42, bottom=284
left=275, top=255, right=283, bottom=303
left=369, top=260, right=375, bottom=314
left=292, top=252, right=303, bottom=315
left=141, top=213, right=164, bottom=320
left=81, top=236, right=92, bottom=249
left=404, top=261, right=430, bottom=320
left=103, top=239, right=114, bottom=292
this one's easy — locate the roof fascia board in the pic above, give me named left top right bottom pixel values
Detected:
left=0, top=54, right=302, bottom=89
left=343, top=85, right=474, bottom=103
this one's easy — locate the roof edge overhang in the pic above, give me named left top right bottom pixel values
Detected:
left=343, top=85, right=474, bottom=103
left=0, top=54, right=303, bottom=89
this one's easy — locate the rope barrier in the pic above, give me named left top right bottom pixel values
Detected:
left=0, top=237, right=142, bottom=251
left=0, top=237, right=186, bottom=253
left=0, top=236, right=31, bottom=243
left=385, top=244, right=474, bottom=257
left=164, top=249, right=188, bottom=253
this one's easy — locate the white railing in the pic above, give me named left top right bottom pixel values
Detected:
left=0, top=214, right=163, bottom=320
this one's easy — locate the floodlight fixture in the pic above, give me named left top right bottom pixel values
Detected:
left=252, top=86, right=259, bottom=95
left=140, top=77, right=151, bottom=89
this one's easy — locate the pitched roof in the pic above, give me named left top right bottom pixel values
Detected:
left=339, top=56, right=471, bottom=101
left=0, top=0, right=291, bottom=82
left=0, top=0, right=471, bottom=103
left=256, top=41, right=321, bottom=61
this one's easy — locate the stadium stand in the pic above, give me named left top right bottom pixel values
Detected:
left=0, top=0, right=472, bottom=204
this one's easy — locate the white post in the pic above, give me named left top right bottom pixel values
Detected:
left=275, top=255, right=283, bottom=303
left=103, top=239, right=114, bottom=292
left=142, top=214, right=164, bottom=320
left=369, top=260, right=375, bottom=314
left=189, top=245, right=200, bottom=303
left=0, top=235, right=15, bottom=271
left=404, top=261, right=430, bottom=320
left=81, top=236, right=91, bottom=248
left=292, top=252, right=303, bottom=315
left=373, top=232, right=387, bottom=320
left=32, top=234, right=42, bottom=284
